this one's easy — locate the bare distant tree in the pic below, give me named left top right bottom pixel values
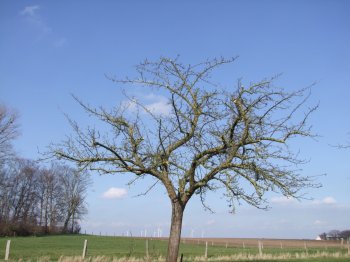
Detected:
left=50, top=57, right=317, bottom=262
left=37, top=167, right=63, bottom=233
left=0, top=159, right=89, bottom=236
left=0, top=162, right=11, bottom=225
left=328, top=229, right=341, bottom=238
left=0, top=105, right=19, bottom=164
left=340, top=230, right=350, bottom=239
left=56, top=164, right=90, bottom=233
left=0, top=159, right=38, bottom=234
left=35, top=163, right=90, bottom=234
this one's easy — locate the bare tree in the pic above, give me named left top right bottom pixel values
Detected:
left=36, top=163, right=90, bottom=234
left=9, top=159, right=38, bottom=223
left=0, top=158, right=89, bottom=236
left=0, top=161, right=12, bottom=225
left=0, top=105, right=19, bottom=164
left=328, top=229, right=341, bottom=239
left=2, top=159, right=39, bottom=234
left=57, top=164, right=90, bottom=233
left=340, top=230, right=350, bottom=239
left=50, top=57, right=317, bottom=262
left=37, top=167, right=63, bottom=233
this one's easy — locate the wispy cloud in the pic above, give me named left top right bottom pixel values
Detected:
left=54, top=37, right=67, bottom=47
left=110, top=222, right=132, bottom=228
left=205, top=219, right=215, bottom=226
left=270, top=196, right=338, bottom=207
left=19, top=5, right=66, bottom=47
left=102, top=187, right=127, bottom=199
left=20, top=5, right=40, bottom=17
left=81, top=221, right=104, bottom=228
left=270, top=196, right=297, bottom=205
left=20, top=5, right=52, bottom=34
left=121, top=99, right=138, bottom=113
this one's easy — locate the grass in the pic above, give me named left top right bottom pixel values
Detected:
left=0, top=235, right=348, bottom=261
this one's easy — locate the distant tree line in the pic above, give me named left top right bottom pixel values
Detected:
left=0, top=104, right=90, bottom=236
left=319, top=230, right=350, bottom=240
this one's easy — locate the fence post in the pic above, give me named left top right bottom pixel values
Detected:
left=304, top=241, right=308, bottom=253
left=243, top=242, right=245, bottom=249
left=82, top=239, right=88, bottom=259
left=5, top=240, right=11, bottom=261
left=258, top=241, right=263, bottom=257
left=280, top=241, right=283, bottom=249
left=146, top=239, right=149, bottom=258
left=205, top=241, right=208, bottom=259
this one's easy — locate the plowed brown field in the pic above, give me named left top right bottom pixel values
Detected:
left=180, top=237, right=344, bottom=249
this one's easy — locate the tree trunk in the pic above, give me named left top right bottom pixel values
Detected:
left=166, top=200, right=185, bottom=262
left=62, top=216, right=70, bottom=233
left=71, top=212, right=75, bottom=233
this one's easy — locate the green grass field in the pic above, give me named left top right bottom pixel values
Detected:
left=0, top=235, right=348, bottom=261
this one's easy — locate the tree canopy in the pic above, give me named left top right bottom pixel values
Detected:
left=0, top=104, right=19, bottom=164
left=51, top=57, right=318, bottom=262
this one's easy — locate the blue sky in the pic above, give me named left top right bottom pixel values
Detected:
left=1, top=0, right=349, bottom=239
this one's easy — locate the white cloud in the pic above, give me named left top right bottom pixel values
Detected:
left=122, top=94, right=172, bottom=116
left=313, top=220, right=327, bottom=225
left=313, top=196, right=337, bottom=205
left=102, top=187, right=127, bottom=199
left=20, top=5, right=40, bottom=17
left=270, top=196, right=296, bottom=204
left=322, top=196, right=337, bottom=204
left=145, top=99, right=172, bottom=116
